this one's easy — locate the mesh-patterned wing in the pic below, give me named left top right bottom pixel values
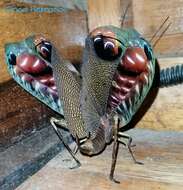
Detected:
left=51, top=46, right=87, bottom=139
left=80, top=37, right=119, bottom=139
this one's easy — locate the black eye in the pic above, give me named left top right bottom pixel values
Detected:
left=140, top=37, right=152, bottom=61
left=144, top=44, right=152, bottom=61
left=8, top=52, right=16, bottom=65
left=36, top=41, right=52, bottom=62
left=93, top=35, right=122, bottom=61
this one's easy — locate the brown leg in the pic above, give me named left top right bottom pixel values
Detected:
left=109, top=116, right=120, bottom=183
left=51, top=117, right=81, bottom=155
left=118, top=132, right=143, bottom=165
left=50, top=118, right=81, bottom=169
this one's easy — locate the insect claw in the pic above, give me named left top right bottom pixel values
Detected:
left=79, top=138, right=88, bottom=145
left=109, top=175, right=120, bottom=184
left=69, top=160, right=81, bottom=170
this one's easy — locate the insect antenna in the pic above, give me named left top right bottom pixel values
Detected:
left=153, top=22, right=172, bottom=48
left=120, top=2, right=131, bottom=28
left=150, top=16, right=170, bottom=43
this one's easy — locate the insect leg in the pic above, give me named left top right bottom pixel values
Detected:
left=51, top=117, right=88, bottom=154
left=74, top=135, right=88, bottom=154
left=109, top=116, right=120, bottom=183
left=50, top=117, right=78, bottom=154
left=50, top=117, right=67, bottom=128
left=118, top=132, right=143, bottom=165
left=50, top=117, right=81, bottom=169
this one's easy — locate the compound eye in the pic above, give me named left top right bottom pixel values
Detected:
left=36, top=41, right=52, bottom=62
left=93, top=35, right=122, bottom=61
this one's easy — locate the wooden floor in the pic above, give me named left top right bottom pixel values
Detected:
left=16, top=129, right=183, bottom=190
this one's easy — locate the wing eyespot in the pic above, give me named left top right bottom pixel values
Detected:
left=35, top=40, right=52, bottom=62
left=93, top=35, right=122, bottom=61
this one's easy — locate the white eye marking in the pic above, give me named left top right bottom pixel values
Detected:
left=41, top=46, right=49, bottom=52
left=128, top=79, right=135, bottom=85
left=144, top=74, right=148, bottom=84
left=127, top=56, right=135, bottom=65
left=40, top=78, right=47, bottom=83
left=33, top=59, right=40, bottom=68
left=94, top=37, right=102, bottom=42
left=34, top=81, right=41, bottom=91
left=135, top=84, right=140, bottom=95
left=104, top=41, right=114, bottom=49
left=121, top=86, right=130, bottom=93
left=44, top=42, right=50, bottom=46
left=21, top=75, right=26, bottom=81
left=20, top=57, right=28, bottom=67
left=136, top=53, right=145, bottom=62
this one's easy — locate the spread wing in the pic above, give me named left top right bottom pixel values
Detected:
left=5, top=37, right=63, bottom=115
left=5, top=35, right=87, bottom=139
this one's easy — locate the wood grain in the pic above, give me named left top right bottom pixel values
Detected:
left=0, top=80, right=57, bottom=152
left=133, top=0, right=183, bottom=57
left=134, top=57, right=183, bottom=131
left=88, top=0, right=121, bottom=31
left=16, top=129, right=183, bottom=190
left=0, top=1, right=87, bottom=84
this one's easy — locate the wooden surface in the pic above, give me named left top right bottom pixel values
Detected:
left=0, top=1, right=87, bottom=83
left=134, top=57, right=183, bottom=131
left=88, top=0, right=183, bottom=57
left=0, top=81, right=57, bottom=152
left=16, top=129, right=183, bottom=190
left=88, top=0, right=121, bottom=31
left=88, top=0, right=133, bottom=31
left=133, top=0, right=183, bottom=57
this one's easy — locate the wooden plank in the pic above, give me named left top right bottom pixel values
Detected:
left=133, top=0, right=183, bottom=56
left=0, top=1, right=87, bottom=84
left=16, top=129, right=183, bottom=190
left=0, top=126, right=71, bottom=190
left=158, top=56, right=183, bottom=68
left=0, top=80, right=57, bottom=152
left=88, top=0, right=121, bottom=31
left=133, top=57, right=183, bottom=131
